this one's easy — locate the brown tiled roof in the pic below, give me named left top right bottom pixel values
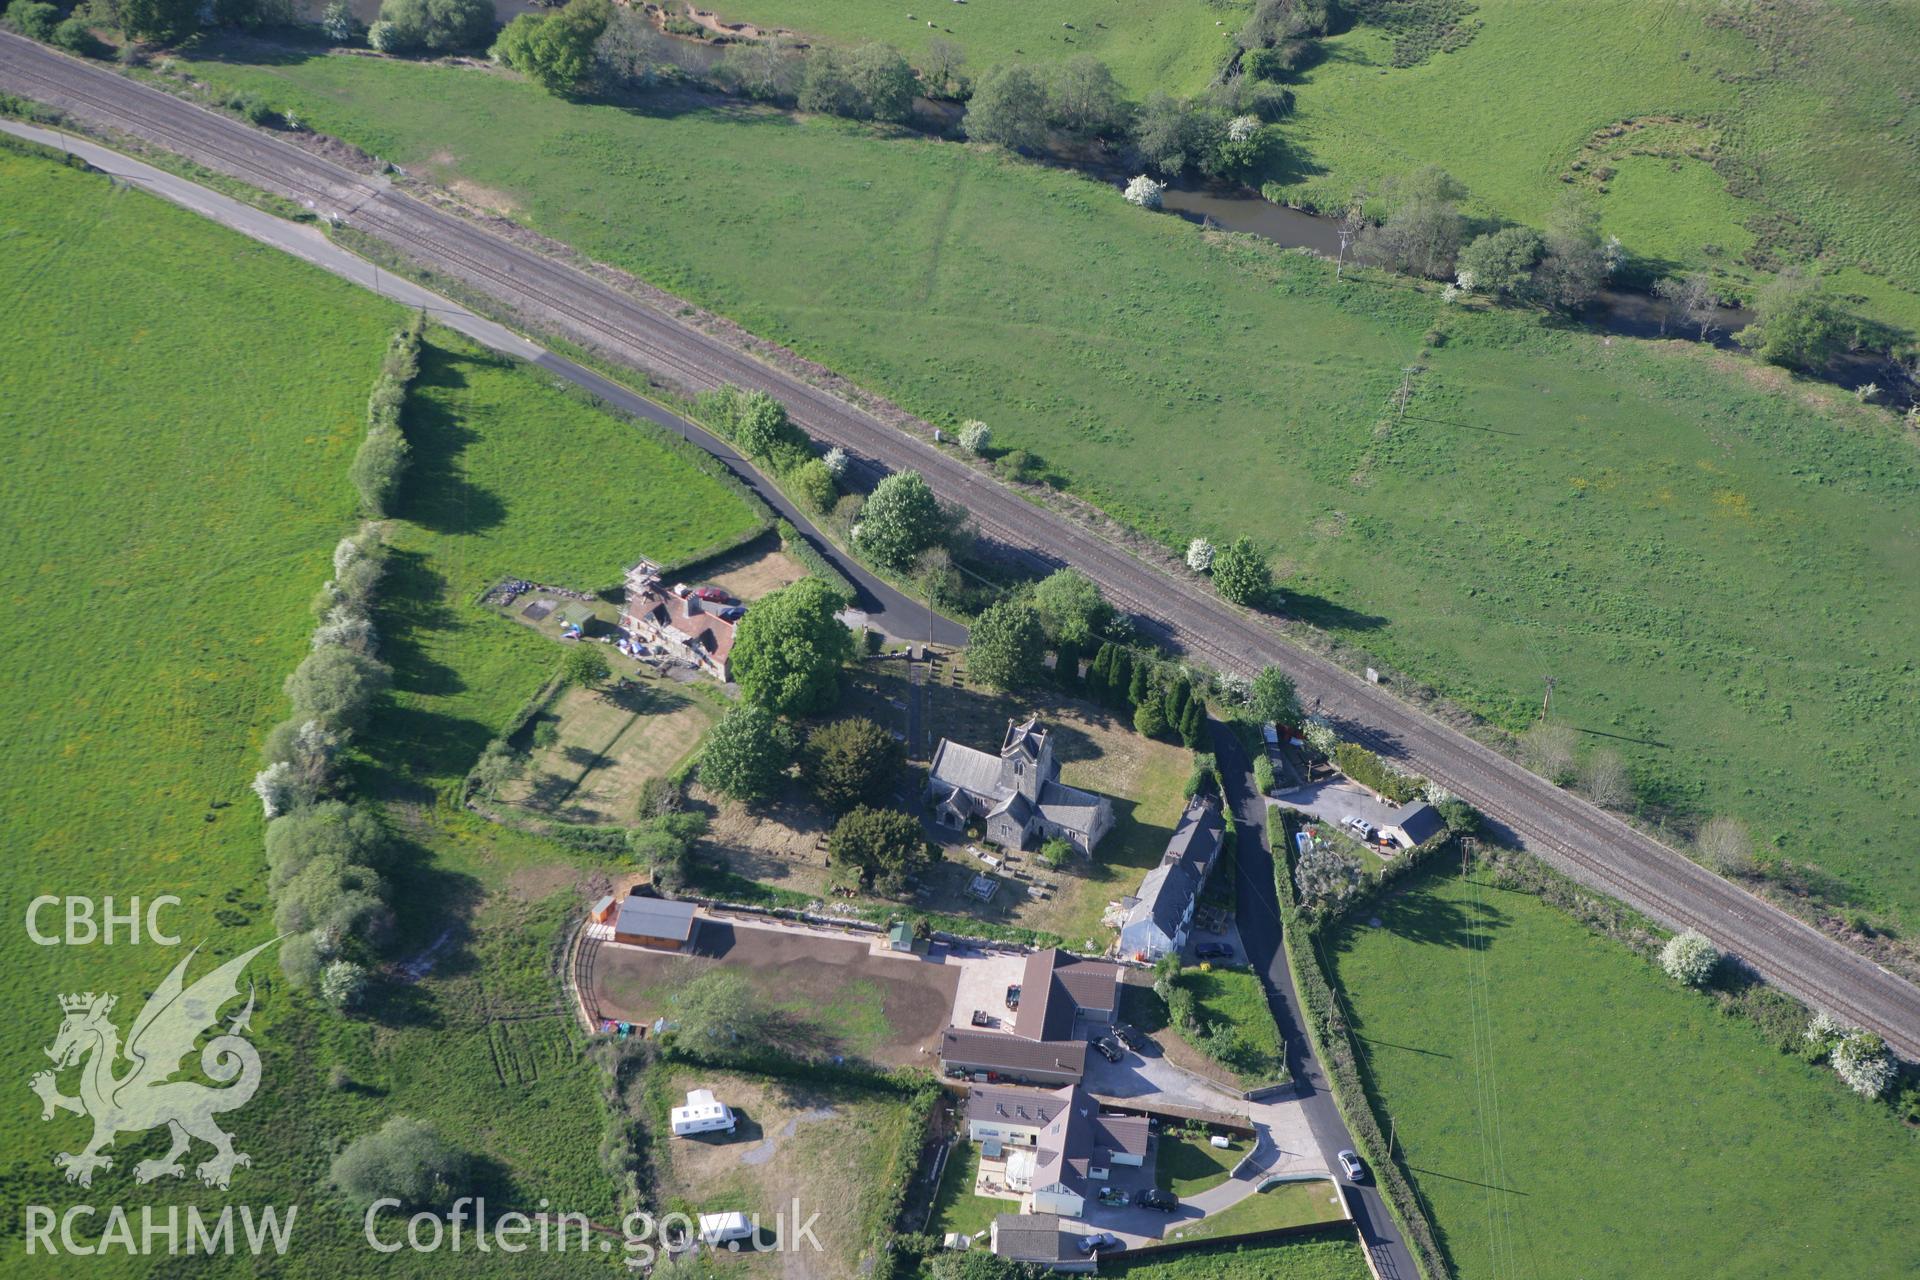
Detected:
left=628, top=580, right=737, bottom=667
left=1014, top=949, right=1121, bottom=1040
left=967, top=1083, right=1071, bottom=1129
left=941, top=1028, right=1086, bottom=1080
left=1033, top=1089, right=1152, bottom=1197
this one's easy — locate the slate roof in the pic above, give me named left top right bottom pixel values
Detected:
left=1002, top=717, right=1047, bottom=761
left=1390, top=800, right=1447, bottom=846
left=992, top=1213, right=1076, bottom=1264
left=940, top=1028, right=1087, bottom=1080
left=1120, top=797, right=1223, bottom=951
left=967, top=1083, right=1070, bottom=1129
left=928, top=738, right=1006, bottom=801
left=1035, top=781, right=1106, bottom=839
left=1032, top=1090, right=1153, bottom=1198
left=1014, top=949, right=1121, bottom=1041
left=614, top=895, right=697, bottom=942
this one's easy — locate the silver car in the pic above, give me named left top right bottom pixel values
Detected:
left=1338, top=1149, right=1365, bottom=1181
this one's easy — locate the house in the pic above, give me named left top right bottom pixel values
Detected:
left=613, top=894, right=699, bottom=950
left=620, top=558, right=738, bottom=682
left=1384, top=800, right=1446, bottom=849
left=926, top=718, right=1114, bottom=854
left=1118, top=796, right=1225, bottom=962
left=1015, top=1088, right=1150, bottom=1218
left=1013, top=949, right=1121, bottom=1041
left=988, top=1214, right=1094, bottom=1273
left=966, top=1082, right=1069, bottom=1148
left=670, top=1088, right=736, bottom=1136
left=939, top=1028, right=1087, bottom=1088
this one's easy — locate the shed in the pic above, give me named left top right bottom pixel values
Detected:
left=1384, top=801, right=1446, bottom=849
left=613, top=895, right=698, bottom=949
left=589, top=894, right=617, bottom=925
left=558, top=603, right=596, bottom=632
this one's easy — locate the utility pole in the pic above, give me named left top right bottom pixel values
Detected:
left=1387, top=1115, right=1398, bottom=1160
left=1541, top=674, right=1556, bottom=720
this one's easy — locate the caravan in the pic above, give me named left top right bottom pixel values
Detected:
left=670, top=1088, right=737, bottom=1137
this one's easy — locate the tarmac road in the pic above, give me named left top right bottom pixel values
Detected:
left=6, top=31, right=1917, bottom=1060
left=1215, top=722, right=1423, bottom=1280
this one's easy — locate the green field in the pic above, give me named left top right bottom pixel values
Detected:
left=693, top=0, right=1239, bottom=96
left=164, top=51, right=1920, bottom=932
left=1101, top=1233, right=1369, bottom=1280
left=1165, top=1178, right=1346, bottom=1243
left=0, top=143, right=762, bottom=1275
left=1273, top=0, right=1920, bottom=328
left=1323, top=868, right=1920, bottom=1280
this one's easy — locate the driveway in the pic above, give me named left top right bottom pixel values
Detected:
left=1082, top=1042, right=1245, bottom=1115
left=1282, top=778, right=1402, bottom=835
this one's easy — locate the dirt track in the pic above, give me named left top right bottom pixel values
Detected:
left=6, top=31, right=1917, bottom=1061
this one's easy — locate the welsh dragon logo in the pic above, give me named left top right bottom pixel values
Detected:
left=30, top=940, right=274, bottom=1190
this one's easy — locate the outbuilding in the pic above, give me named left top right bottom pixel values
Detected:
left=613, top=894, right=698, bottom=949
left=589, top=894, right=618, bottom=925
left=1383, top=801, right=1446, bottom=850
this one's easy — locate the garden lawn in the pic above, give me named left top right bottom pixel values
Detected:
left=926, top=1142, right=1006, bottom=1239
left=1168, top=1178, right=1345, bottom=1243
left=0, top=142, right=617, bottom=1279
left=1155, top=1131, right=1241, bottom=1197
left=1101, top=1234, right=1369, bottom=1280
left=170, top=52, right=1920, bottom=930
left=1323, top=868, right=1920, bottom=1280
left=1177, top=966, right=1286, bottom=1084
left=1274, top=0, right=1920, bottom=329
left=689, top=0, right=1239, bottom=97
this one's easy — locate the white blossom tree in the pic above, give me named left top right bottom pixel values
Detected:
left=958, top=420, right=992, bottom=455
left=1831, top=1031, right=1896, bottom=1098
left=1660, top=929, right=1720, bottom=986
left=1124, top=174, right=1166, bottom=210
left=1227, top=114, right=1259, bottom=142
left=1294, top=837, right=1362, bottom=910
left=253, top=762, right=298, bottom=819
left=1186, top=537, right=1214, bottom=571
left=1804, top=1010, right=1846, bottom=1052
left=1302, top=719, right=1339, bottom=759
left=822, top=445, right=849, bottom=478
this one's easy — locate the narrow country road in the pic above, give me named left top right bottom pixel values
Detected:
left=6, top=32, right=1918, bottom=1060
left=1215, top=722, right=1423, bottom=1280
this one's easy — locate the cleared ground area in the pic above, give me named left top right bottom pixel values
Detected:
left=590, top=919, right=961, bottom=1067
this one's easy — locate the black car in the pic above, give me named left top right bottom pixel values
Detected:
left=1132, top=1187, right=1178, bottom=1212
left=1114, top=1023, right=1146, bottom=1051
left=1193, top=943, right=1234, bottom=961
left=1090, top=1034, right=1123, bottom=1063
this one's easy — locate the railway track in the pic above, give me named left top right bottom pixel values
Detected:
left=7, top=31, right=1917, bottom=1058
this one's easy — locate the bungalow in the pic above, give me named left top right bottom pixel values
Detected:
left=620, top=558, right=739, bottom=682
left=613, top=894, right=699, bottom=950
left=940, top=1029, right=1087, bottom=1088
left=1118, top=796, right=1225, bottom=963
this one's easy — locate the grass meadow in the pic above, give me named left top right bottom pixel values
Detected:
left=1273, top=0, right=1920, bottom=328
left=166, top=50, right=1920, bottom=932
left=1098, top=1234, right=1369, bottom=1280
left=1323, top=867, right=1920, bottom=1280
left=692, top=0, right=1240, bottom=97
left=0, top=143, right=761, bottom=1276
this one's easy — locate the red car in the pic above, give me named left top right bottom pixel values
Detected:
left=693, top=586, right=732, bottom=603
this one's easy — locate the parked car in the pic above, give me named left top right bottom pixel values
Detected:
left=1097, top=1187, right=1130, bottom=1207
left=693, top=586, right=731, bottom=603
left=1343, top=816, right=1375, bottom=840
left=1004, top=983, right=1021, bottom=1010
left=1338, top=1149, right=1366, bottom=1182
left=1114, top=1023, right=1146, bottom=1050
left=717, top=605, right=746, bottom=621
left=1090, top=1035, right=1123, bottom=1063
left=1193, top=942, right=1233, bottom=961
left=1079, top=1232, right=1121, bottom=1256
left=1132, top=1187, right=1178, bottom=1212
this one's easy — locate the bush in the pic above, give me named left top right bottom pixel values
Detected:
left=1124, top=174, right=1165, bottom=209
left=491, top=0, right=609, bottom=95
left=561, top=643, right=611, bottom=688
left=5, top=0, right=58, bottom=39
left=53, top=15, right=104, bottom=54
left=1332, top=741, right=1423, bottom=804
left=350, top=424, right=409, bottom=518
left=787, top=456, right=837, bottom=515
left=320, top=959, right=369, bottom=1010
left=321, top=0, right=356, bottom=42
left=629, top=810, right=707, bottom=889
left=801, top=717, right=905, bottom=814
left=1659, top=929, right=1719, bottom=987
left=957, top=420, right=991, bottom=455
left=1037, top=837, right=1073, bottom=871
left=1186, top=537, right=1214, bottom=571
left=1133, top=698, right=1169, bottom=739
left=331, top=1117, right=471, bottom=1209
left=1209, top=535, right=1271, bottom=605
left=265, top=800, right=390, bottom=889
left=1253, top=754, right=1276, bottom=794
left=272, top=854, right=391, bottom=940
left=367, top=18, right=402, bottom=51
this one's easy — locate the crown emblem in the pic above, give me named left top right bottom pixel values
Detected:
left=60, top=992, right=100, bottom=1013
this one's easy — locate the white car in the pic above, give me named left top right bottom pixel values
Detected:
left=1338, top=1149, right=1366, bottom=1181
left=1343, top=816, right=1375, bottom=839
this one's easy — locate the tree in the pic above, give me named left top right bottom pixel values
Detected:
left=591, top=5, right=665, bottom=90
left=1694, top=815, right=1754, bottom=875
left=699, top=703, right=792, bottom=803
left=848, top=42, right=917, bottom=123
left=1029, top=568, right=1111, bottom=647
left=1456, top=226, right=1543, bottom=296
left=6, top=0, right=57, bottom=38
left=665, top=967, right=790, bottom=1054
left=967, top=599, right=1045, bottom=692
left=320, top=959, right=369, bottom=1010
left=1246, top=665, right=1301, bottom=726
left=1133, top=698, right=1169, bottom=740
left=921, top=37, right=967, bottom=99
left=1210, top=536, right=1271, bottom=606
left=272, top=854, right=391, bottom=940
left=829, top=805, right=932, bottom=891
left=801, top=717, right=905, bottom=813
left=1739, top=275, right=1849, bottom=370
left=789, top=457, right=838, bottom=515
left=261, top=717, right=347, bottom=805
left=856, top=470, right=948, bottom=570
left=119, top=0, right=200, bottom=41
left=1295, top=836, right=1361, bottom=909
left=331, top=1117, right=470, bottom=1209
left=1653, top=271, right=1719, bottom=339
left=629, top=811, right=707, bottom=889
left=285, top=646, right=391, bottom=733
left=492, top=0, right=609, bottom=94
left=350, top=422, right=409, bottom=518
left=1044, top=55, right=1129, bottom=138
left=1831, top=1031, right=1896, bottom=1098
left=1124, top=174, right=1166, bottom=209
left=965, top=63, right=1050, bottom=151
left=1186, top=537, right=1214, bottom=572
left=265, top=800, right=390, bottom=890
left=718, top=38, right=803, bottom=102
left=1519, top=721, right=1578, bottom=784
left=1163, top=678, right=1191, bottom=729
left=957, top=420, right=992, bottom=455
left=1132, top=92, right=1225, bottom=177
left=730, top=577, right=856, bottom=716
left=1660, top=929, right=1719, bottom=987
left=1037, top=836, right=1074, bottom=870
left=1126, top=657, right=1150, bottom=708
left=1580, top=748, right=1633, bottom=809
left=1533, top=191, right=1609, bottom=310
left=1178, top=697, right=1205, bottom=749
left=562, top=643, right=611, bottom=688
left=1360, top=166, right=1467, bottom=279
left=376, top=0, right=494, bottom=51
left=799, top=48, right=863, bottom=117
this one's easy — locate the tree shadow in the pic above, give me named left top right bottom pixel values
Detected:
left=398, top=342, right=506, bottom=537
left=1342, top=880, right=1509, bottom=952
left=1281, top=590, right=1388, bottom=632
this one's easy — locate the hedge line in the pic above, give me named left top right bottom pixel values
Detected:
left=1269, top=807, right=1452, bottom=1280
